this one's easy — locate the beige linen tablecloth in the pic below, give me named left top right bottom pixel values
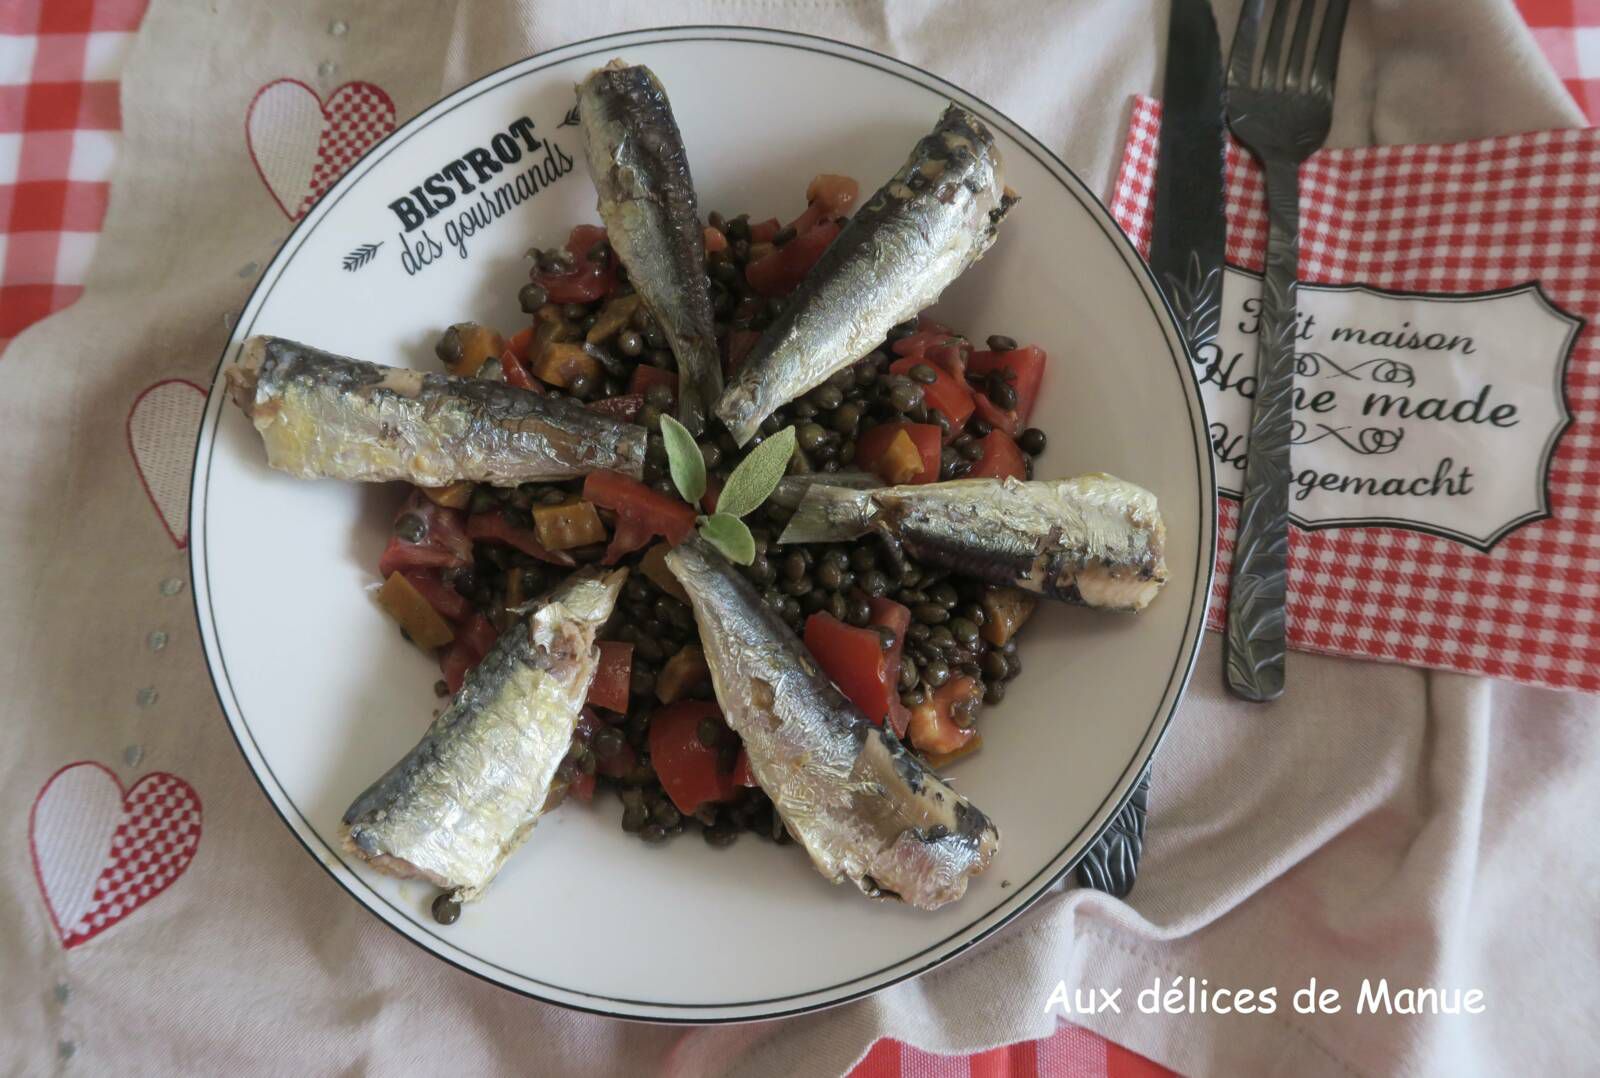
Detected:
left=3, top=1, right=1597, bottom=1074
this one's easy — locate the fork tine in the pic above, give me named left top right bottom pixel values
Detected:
left=1260, top=0, right=1294, bottom=87
left=1228, top=0, right=1265, bottom=89
left=1310, top=0, right=1351, bottom=95
left=1283, top=0, right=1319, bottom=90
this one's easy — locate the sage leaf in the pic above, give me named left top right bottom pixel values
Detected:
left=658, top=413, right=707, bottom=504
left=698, top=513, right=756, bottom=565
left=716, top=426, right=796, bottom=519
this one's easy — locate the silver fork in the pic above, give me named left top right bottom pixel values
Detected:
left=1222, top=0, right=1350, bottom=702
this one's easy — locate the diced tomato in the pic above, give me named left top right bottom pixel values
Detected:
left=700, top=474, right=723, bottom=514
left=856, top=422, right=941, bottom=484
left=506, top=326, right=535, bottom=362
left=583, top=470, right=696, bottom=563
left=971, top=392, right=1022, bottom=437
left=890, top=331, right=952, bottom=358
left=917, top=314, right=956, bottom=336
left=969, top=345, right=1047, bottom=421
left=745, top=220, right=839, bottom=298
left=438, top=614, right=497, bottom=694
left=867, top=597, right=913, bottom=738
left=731, top=749, right=758, bottom=788
left=890, top=332, right=971, bottom=380
left=532, top=224, right=618, bottom=304
left=867, top=596, right=911, bottom=656
left=575, top=706, right=601, bottom=742
left=586, top=641, right=633, bottom=713
left=703, top=225, right=728, bottom=254
left=786, top=174, right=859, bottom=234
left=628, top=363, right=678, bottom=402
left=596, top=739, right=637, bottom=780
left=748, top=216, right=781, bottom=243
left=805, top=611, right=900, bottom=725
left=568, top=771, right=597, bottom=803
left=725, top=329, right=761, bottom=374
left=458, top=613, right=497, bottom=660
left=908, top=676, right=982, bottom=757
left=927, top=341, right=972, bottom=381
left=588, top=393, right=644, bottom=422
left=440, top=643, right=474, bottom=694
left=399, top=570, right=471, bottom=623
left=465, top=511, right=577, bottom=566
left=888, top=356, right=975, bottom=431
left=377, top=492, right=473, bottom=577
left=499, top=350, right=537, bottom=390
left=650, top=700, right=738, bottom=815
left=967, top=429, right=1029, bottom=480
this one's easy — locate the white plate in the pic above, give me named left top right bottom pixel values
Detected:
left=191, top=26, right=1216, bottom=1022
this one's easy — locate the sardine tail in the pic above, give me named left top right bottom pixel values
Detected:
left=778, top=484, right=875, bottom=544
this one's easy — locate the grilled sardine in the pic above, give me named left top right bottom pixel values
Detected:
left=577, top=61, right=722, bottom=435
left=780, top=475, right=1168, bottom=612
left=666, top=535, right=999, bottom=910
left=342, top=568, right=626, bottom=899
left=226, top=335, right=647, bottom=484
left=717, top=104, right=1015, bottom=445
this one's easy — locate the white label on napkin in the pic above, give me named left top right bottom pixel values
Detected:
left=1200, top=268, right=1580, bottom=550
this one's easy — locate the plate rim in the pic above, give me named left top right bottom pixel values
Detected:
left=187, top=23, right=1218, bottom=1023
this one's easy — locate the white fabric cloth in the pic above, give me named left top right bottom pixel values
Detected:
left=2, top=1, right=1595, bottom=1074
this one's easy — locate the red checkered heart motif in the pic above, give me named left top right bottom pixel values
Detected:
left=246, top=79, right=396, bottom=221
left=29, top=762, right=202, bottom=949
left=1111, top=96, right=1600, bottom=693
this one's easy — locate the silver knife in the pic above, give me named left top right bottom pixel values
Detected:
left=1077, top=0, right=1226, bottom=899
left=1148, top=0, right=1228, bottom=355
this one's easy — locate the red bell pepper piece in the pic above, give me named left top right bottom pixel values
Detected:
left=627, top=363, right=678, bottom=402
left=650, top=700, right=738, bottom=815
left=889, top=356, right=975, bottom=431
left=725, top=329, right=761, bottom=374
left=465, top=511, right=577, bottom=566
left=583, top=470, right=697, bottom=563
left=966, top=429, right=1028, bottom=481
left=499, top=350, right=538, bottom=391
left=804, top=612, right=899, bottom=724
left=856, top=422, right=941, bottom=484
left=506, top=326, right=535, bottom=362
left=588, top=393, right=643, bottom=423
left=532, top=224, right=618, bottom=304
left=745, top=220, right=840, bottom=297
left=586, top=641, right=634, bottom=713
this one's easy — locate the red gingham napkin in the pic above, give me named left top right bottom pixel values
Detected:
left=1112, top=96, right=1600, bottom=693
left=0, top=0, right=150, bottom=355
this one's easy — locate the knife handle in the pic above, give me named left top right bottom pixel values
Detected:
left=1225, top=157, right=1300, bottom=702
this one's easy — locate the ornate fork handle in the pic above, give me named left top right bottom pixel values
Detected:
left=1224, top=157, right=1301, bottom=701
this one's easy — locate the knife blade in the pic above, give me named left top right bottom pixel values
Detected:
left=1148, top=0, right=1228, bottom=358
left=1077, top=0, right=1230, bottom=901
